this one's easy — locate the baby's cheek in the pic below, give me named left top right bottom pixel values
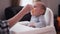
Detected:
left=39, top=11, right=43, bottom=14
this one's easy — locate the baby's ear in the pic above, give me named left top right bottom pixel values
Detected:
left=42, top=10, right=46, bottom=15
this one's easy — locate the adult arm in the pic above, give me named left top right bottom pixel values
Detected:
left=8, top=4, right=33, bottom=27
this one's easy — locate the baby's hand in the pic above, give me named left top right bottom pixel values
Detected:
left=28, top=23, right=36, bottom=28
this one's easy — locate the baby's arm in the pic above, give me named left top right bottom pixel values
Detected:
left=28, top=22, right=36, bottom=28
left=28, top=16, right=37, bottom=28
left=29, top=16, right=46, bottom=28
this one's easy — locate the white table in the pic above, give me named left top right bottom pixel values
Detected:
left=10, top=21, right=38, bottom=34
left=10, top=21, right=56, bottom=34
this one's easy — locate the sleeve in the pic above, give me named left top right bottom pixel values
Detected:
left=0, top=20, right=9, bottom=34
left=35, top=16, right=46, bottom=28
left=30, top=16, right=37, bottom=23
left=35, top=21, right=46, bottom=28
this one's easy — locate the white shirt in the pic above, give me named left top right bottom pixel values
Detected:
left=30, top=15, right=46, bottom=28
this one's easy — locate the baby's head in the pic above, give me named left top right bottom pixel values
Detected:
left=31, top=2, right=46, bottom=16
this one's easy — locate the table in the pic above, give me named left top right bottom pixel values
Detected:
left=10, top=21, right=37, bottom=34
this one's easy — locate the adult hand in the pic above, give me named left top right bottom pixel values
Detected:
left=22, top=4, right=33, bottom=14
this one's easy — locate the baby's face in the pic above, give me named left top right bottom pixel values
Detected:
left=31, top=2, right=45, bottom=16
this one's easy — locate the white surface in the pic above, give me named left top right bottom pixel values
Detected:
left=44, top=7, right=54, bottom=26
left=17, top=26, right=56, bottom=34
left=10, top=23, right=35, bottom=32
left=10, top=21, right=56, bottom=34
left=10, top=21, right=37, bottom=34
left=18, top=21, right=30, bottom=26
left=20, top=0, right=33, bottom=6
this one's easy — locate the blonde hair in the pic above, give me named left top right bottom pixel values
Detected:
left=35, top=2, right=46, bottom=10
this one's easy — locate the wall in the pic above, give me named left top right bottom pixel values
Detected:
left=0, top=0, right=11, bottom=19
left=20, top=0, right=33, bottom=6
left=0, top=0, right=59, bottom=19
left=58, top=0, right=60, bottom=4
left=41, top=0, right=58, bottom=15
left=20, top=0, right=59, bottom=15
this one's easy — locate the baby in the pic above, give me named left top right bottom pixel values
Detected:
left=28, top=2, right=46, bottom=28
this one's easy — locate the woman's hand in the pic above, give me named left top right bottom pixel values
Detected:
left=22, top=4, right=33, bottom=14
